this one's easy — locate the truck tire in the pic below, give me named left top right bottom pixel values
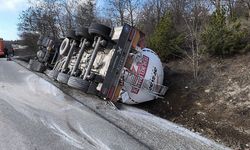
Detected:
left=48, top=70, right=60, bottom=79
left=59, top=38, right=70, bottom=56
left=89, top=23, right=111, bottom=40
left=87, top=82, right=98, bottom=95
left=37, top=36, right=44, bottom=46
left=27, top=59, right=34, bottom=70
left=28, top=59, right=45, bottom=72
left=44, top=69, right=51, bottom=76
left=57, top=72, right=70, bottom=84
left=66, top=30, right=76, bottom=39
left=76, top=27, right=93, bottom=42
left=93, top=74, right=104, bottom=83
left=37, top=50, right=45, bottom=62
left=67, top=76, right=90, bottom=92
left=32, top=61, right=45, bottom=72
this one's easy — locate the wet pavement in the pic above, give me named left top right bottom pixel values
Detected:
left=0, top=60, right=147, bottom=150
left=0, top=59, right=230, bottom=150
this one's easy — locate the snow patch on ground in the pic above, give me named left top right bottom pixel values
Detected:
left=120, top=106, right=230, bottom=150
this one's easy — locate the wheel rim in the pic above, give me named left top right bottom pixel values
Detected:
left=59, top=38, right=70, bottom=56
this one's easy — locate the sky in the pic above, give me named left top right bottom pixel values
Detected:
left=0, top=0, right=103, bottom=41
left=0, top=0, right=29, bottom=41
left=0, top=0, right=110, bottom=41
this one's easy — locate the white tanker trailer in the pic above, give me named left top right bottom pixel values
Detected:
left=121, top=48, right=167, bottom=104
left=48, top=23, right=167, bottom=104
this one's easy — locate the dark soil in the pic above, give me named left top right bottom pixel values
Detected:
left=137, top=54, right=250, bottom=149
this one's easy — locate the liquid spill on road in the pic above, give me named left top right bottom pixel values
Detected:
left=0, top=61, right=147, bottom=150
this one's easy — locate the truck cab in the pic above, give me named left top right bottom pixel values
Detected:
left=0, top=38, right=5, bottom=57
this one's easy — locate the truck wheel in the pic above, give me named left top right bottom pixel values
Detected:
left=42, top=37, right=49, bottom=47
left=87, top=82, right=99, bottom=95
left=59, top=38, right=70, bottom=56
left=48, top=70, right=60, bottom=79
left=93, top=74, right=104, bottom=83
left=44, top=69, right=51, bottom=76
left=66, top=30, right=76, bottom=40
left=57, top=72, right=70, bottom=84
left=28, top=60, right=45, bottom=72
left=89, top=23, right=111, bottom=40
left=67, top=76, right=90, bottom=92
left=27, top=59, right=34, bottom=70
left=37, top=36, right=44, bottom=46
left=37, top=50, right=45, bottom=62
left=76, top=27, right=93, bottom=42
left=33, top=61, right=45, bottom=72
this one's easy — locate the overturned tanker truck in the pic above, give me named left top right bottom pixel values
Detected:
left=43, top=23, right=168, bottom=104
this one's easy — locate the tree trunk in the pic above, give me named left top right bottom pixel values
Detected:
left=216, top=0, right=221, bottom=10
left=129, top=1, right=134, bottom=26
left=156, top=0, right=161, bottom=24
left=247, top=2, right=250, bottom=20
left=120, top=11, right=124, bottom=25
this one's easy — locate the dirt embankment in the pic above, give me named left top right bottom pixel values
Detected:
left=138, top=53, right=250, bottom=149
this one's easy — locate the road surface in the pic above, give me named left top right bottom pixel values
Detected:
left=0, top=59, right=229, bottom=150
left=0, top=59, right=147, bottom=150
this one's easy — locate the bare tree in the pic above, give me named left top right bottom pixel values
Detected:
left=105, top=0, right=127, bottom=26
left=75, top=0, right=96, bottom=27
left=181, top=0, right=210, bottom=79
left=19, top=0, right=96, bottom=38
left=169, top=0, right=188, bottom=25
left=124, top=0, right=140, bottom=26
left=103, top=0, right=143, bottom=26
left=226, top=0, right=237, bottom=18
left=137, top=2, right=156, bottom=35
left=210, top=0, right=222, bottom=9
left=240, top=0, right=250, bottom=19
left=216, top=0, right=221, bottom=9
left=137, top=0, right=169, bottom=36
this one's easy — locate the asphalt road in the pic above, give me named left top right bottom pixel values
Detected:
left=0, top=59, right=147, bottom=150
left=0, top=59, right=230, bottom=150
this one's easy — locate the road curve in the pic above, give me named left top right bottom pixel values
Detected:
left=0, top=60, right=147, bottom=150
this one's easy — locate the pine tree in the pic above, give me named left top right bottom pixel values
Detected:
left=148, top=13, right=184, bottom=62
